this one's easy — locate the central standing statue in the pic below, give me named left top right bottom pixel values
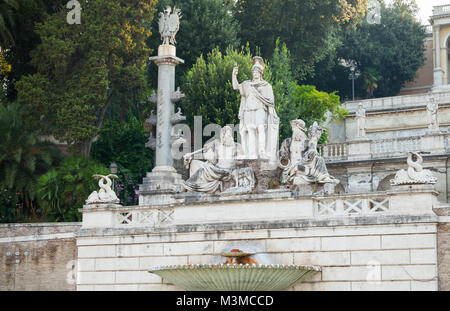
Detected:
left=232, top=57, right=279, bottom=163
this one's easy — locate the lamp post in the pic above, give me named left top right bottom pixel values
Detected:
left=348, top=64, right=360, bottom=101
left=109, top=162, right=118, bottom=191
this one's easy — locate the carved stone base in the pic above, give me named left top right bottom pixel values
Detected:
left=291, top=183, right=335, bottom=196
left=138, top=166, right=183, bottom=205
left=237, top=159, right=281, bottom=192
left=390, top=183, right=436, bottom=192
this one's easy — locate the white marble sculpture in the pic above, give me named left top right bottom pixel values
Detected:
left=279, top=120, right=338, bottom=186
left=158, top=6, right=181, bottom=45
left=86, top=174, right=120, bottom=204
left=232, top=57, right=279, bottom=162
left=390, top=152, right=437, bottom=185
left=182, top=126, right=242, bottom=193
left=355, top=103, right=366, bottom=137
left=427, top=94, right=439, bottom=132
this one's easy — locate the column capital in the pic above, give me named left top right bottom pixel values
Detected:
left=149, top=55, right=184, bottom=66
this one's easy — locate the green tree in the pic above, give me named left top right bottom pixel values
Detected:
left=0, top=0, right=19, bottom=48
left=1, top=0, right=62, bottom=100
left=294, top=85, right=348, bottom=140
left=16, top=0, right=157, bottom=156
left=147, top=0, right=240, bottom=86
left=0, top=102, right=61, bottom=219
left=91, top=116, right=153, bottom=206
left=233, top=0, right=366, bottom=79
left=264, top=39, right=297, bottom=140
left=314, top=0, right=426, bottom=99
left=181, top=46, right=254, bottom=129
left=37, top=156, right=109, bottom=222
left=0, top=189, right=19, bottom=223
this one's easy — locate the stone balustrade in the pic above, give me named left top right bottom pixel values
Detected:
left=344, top=92, right=450, bottom=113
left=319, top=132, right=448, bottom=162
left=433, top=4, right=450, bottom=17
left=81, top=185, right=438, bottom=230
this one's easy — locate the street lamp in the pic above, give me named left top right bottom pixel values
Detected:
left=348, top=64, right=360, bottom=101
left=109, top=162, right=118, bottom=174
left=109, top=162, right=118, bottom=191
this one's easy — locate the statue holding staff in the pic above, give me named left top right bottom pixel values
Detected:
left=232, top=57, right=279, bottom=162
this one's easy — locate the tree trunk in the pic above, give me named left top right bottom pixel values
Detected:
left=82, top=95, right=114, bottom=157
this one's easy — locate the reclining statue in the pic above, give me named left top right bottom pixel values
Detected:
left=279, top=120, right=338, bottom=186
left=182, top=126, right=241, bottom=193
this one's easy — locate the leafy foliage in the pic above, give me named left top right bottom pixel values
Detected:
left=37, top=156, right=109, bottom=222
left=295, top=85, right=347, bottom=130
left=312, top=0, right=426, bottom=99
left=0, top=50, right=11, bottom=75
left=264, top=40, right=297, bottom=141
left=16, top=0, right=157, bottom=155
left=0, top=102, right=61, bottom=218
left=233, top=0, right=366, bottom=79
left=0, top=189, right=20, bottom=223
left=0, top=0, right=19, bottom=48
left=91, top=116, right=153, bottom=206
left=1, top=0, right=60, bottom=100
left=181, top=46, right=254, bottom=129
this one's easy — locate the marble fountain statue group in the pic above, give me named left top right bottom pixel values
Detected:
left=182, top=56, right=338, bottom=196
left=148, top=54, right=332, bottom=292
left=85, top=6, right=347, bottom=291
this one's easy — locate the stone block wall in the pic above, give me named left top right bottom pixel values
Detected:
left=76, top=218, right=439, bottom=291
left=434, top=206, right=450, bottom=290
left=0, top=223, right=80, bottom=290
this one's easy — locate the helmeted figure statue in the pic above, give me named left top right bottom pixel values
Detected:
left=232, top=57, right=279, bottom=162
left=158, top=6, right=181, bottom=45
left=279, top=120, right=338, bottom=186
left=427, top=94, right=439, bottom=132
left=182, top=126, right=242, bottom=193
left=355, top=103, right=366, bottom=137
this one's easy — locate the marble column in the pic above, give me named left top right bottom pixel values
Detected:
left=434, top=25, right=444, bottom=87
left=139, top=45, right=184, bottom=205
left=151, top=45, right=184, bottom=169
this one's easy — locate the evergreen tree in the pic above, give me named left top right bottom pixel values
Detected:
left=16, top=0, right=157, bottom=155
left=233, top=0, right=366, bottom=80
left=311, top=0, right=426, bottom=99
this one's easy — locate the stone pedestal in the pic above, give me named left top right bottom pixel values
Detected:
left=291, top=183, right=335, bottom=196
left=139, top=166, right=183, bottom=205
left=237, top=159, right=281, bottom=192
left=433, top=67, right=444, bottom=88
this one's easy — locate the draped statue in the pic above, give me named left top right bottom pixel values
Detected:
left=232, top=57, right=279, bottom=163
left=279, top=120, right=338, bottom=186
left=182, top=126, right=241, bottom=193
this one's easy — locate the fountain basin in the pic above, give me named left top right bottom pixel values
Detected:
left=149, top=264, right=321, bottom=291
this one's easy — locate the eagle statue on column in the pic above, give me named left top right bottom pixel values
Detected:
left=158, top=6, right=181, bottom=45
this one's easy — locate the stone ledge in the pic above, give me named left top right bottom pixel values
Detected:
left=76, top=214, right=439, bottom=238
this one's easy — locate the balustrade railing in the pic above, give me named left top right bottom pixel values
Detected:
left=370, top=137, right=421, bottom=157
left=314, top=195, right=390, bottom=217
left=320, top=134, right=447, bottom=162
left=318, top=143, right=349, bottom=160
left=115, top=208, right=174, bottom=227
left=433, top=5, right=450, bottom=16
left=344, top=91, right=450, bottom=113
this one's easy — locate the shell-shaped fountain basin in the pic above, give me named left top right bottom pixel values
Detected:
left=149, top=264, right=321, bottom=291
